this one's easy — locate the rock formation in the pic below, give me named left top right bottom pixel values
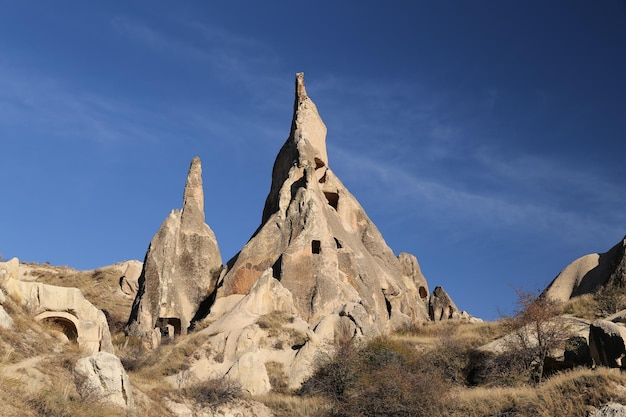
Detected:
left=588, top=319, right=626, bottom=368
left=0, top=257, right=114, bottom=355
left=215, top=73, right=429, bottom=339
left=544, top=236, right=626, bottom=302
left=126, top=157, right=222, bottom=344
left=74, top=351, right=135, bottom=409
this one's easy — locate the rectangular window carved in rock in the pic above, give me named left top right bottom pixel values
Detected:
left=312, top=240, right=321, bottom=254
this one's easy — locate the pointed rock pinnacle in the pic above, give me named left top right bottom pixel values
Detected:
left=181, top=156, right=205, bottom=229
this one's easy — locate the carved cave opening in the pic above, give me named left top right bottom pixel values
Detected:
left=272, top=256, right=283, bottom=280
left=314, top=158, right=325, bottom=170
left=312, top=240, right=321, bottom=255
left=324, top=192, right=339, bottom=210
left=419, top=286, right=428, bottom=299
left=383, top=293, right=392, bottom=319
left=156, top=317, right=182, bottom=338
left=334, top=237, right=343, bottom=249
left=42, top=317, right=79, bottom=343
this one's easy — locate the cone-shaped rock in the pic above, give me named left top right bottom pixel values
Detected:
left=126, top=157, right=222, bottom=342
left=544, top=236, right=626, bottom=302
left=216, top=73, right=429, bottom=336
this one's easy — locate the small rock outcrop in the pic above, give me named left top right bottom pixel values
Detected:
left=428, top=285, right=475, bottom=321
left=216, top=73, right=429, bottom=340
left=590, top=403, right=626, bottom=417
left=126, top=157, right=222, bottom=344
left=589, top=319, right=626, bottom=368
left=544, top=236, right=626, bottom=302
left=75, top=351, right=134, bottom=409
left=0, top=258, right=114, bottom=355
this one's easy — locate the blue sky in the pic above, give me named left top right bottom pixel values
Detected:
left=1, top=1, right=625, bottom=320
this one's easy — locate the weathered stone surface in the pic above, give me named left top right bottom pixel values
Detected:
left=589, top=319, right=626, bottom=368
left=544, top=236, right=626, bottom=302
left=119, top=260, right=142, bottom=297
left=126, top=157, right=222, bottom=342
left=75, top=351, right=134, bottom=409
left=0, top=258, right=113, bottom=355
left=0, top=288, right=12, bottom=329
left=0, top=305, right=12, bottom=329
left=591, top=403, right=626, bottom=417
left=165, top=398, right=274, bottom=417
left=399, top=252, right=429, bottom=300
left=429, top=286, right=459, bottom=321
left=216, top=73, right=429, bottom=340
left=225, top=351, right=271, bottom=396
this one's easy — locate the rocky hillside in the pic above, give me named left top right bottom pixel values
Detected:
left=2, top=73, right=626, bottom=416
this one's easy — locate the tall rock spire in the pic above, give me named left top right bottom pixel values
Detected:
left=217, top=73, right=429, bottom=337
left=126, top=157, right=222, bottom=345
left=262, top=72, right=328, bottom=222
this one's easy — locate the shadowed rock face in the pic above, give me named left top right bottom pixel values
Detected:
left=126, top=157, right=222, bottom=342
left=216, top=73, right=429, bottom=337
left=544, top=236, right=626, bottom=302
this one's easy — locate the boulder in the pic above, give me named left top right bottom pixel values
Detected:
left=0, top=288, right=12, bottom=329
left=126, top=157, right=222, bottom=343
left=590, top=403, right=626, bottom=417
left=74, top=351, right=134, bottom=408
left=544, top=236, right=626, bottom=302
left=0, top=305, right=12, bottom=329
left=589, top=319, right=626, bottom=368
left=119, top=260, right=142, bottom=297
left=429, top=286, right=461, bottom=321
left=216, top=73, right=429, bottom=339
left=225, top=351, right=271, bottom=396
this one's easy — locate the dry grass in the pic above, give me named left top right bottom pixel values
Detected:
left=559, top=294, right=600, bottom=320
left=445, top=367, right=626, bottom=417
left=259, top=393, right=331, bottom=417
left=394, top=319, right=509, bottom=350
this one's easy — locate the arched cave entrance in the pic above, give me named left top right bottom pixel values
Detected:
left=35, top=313, right=79, bottom=343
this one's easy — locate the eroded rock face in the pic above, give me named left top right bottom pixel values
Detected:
left=544, top=236, right=626, bottom=302
left=216, top=73, right=429, bottom=339
left=0, top=258, right=113, bottom=355
left=589, top=319, right=626, bottom=368
left=75, top=351, right=134, bottom=409
left=429, top=286, right=458, bottom=321
left=126, top=157, right=222, bottom=343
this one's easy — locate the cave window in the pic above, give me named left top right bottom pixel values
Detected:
left=314, top=158, right=325, bottom=169
left=312, top=240, right=321, bottom=254
left=418, top=286, right=427, bottom=299
left=156, top=317, right=182, bottom=337
left=383, top=292, right=392, bottom=319
left=324, top=192, right=339, bottom=210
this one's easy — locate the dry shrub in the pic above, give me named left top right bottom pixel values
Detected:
left=182, top=377, right=243, bottom=408
left=300, top=337, right=451, bottom=417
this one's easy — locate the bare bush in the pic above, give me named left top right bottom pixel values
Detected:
left=183, top=377, right=243, bottom=408
left=504, top=288, right=569, bottom=384
left=300, top=337, right=451, bottom=417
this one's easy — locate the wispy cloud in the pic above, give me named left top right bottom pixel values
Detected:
left=331, top=143, right=624, bottom=245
